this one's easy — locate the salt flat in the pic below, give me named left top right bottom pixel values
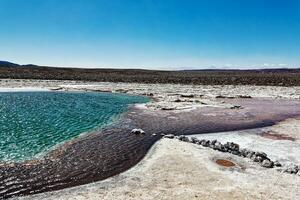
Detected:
left=1, top=79, right=299, bottom=199
left=1, top=79, right=299, bottom=111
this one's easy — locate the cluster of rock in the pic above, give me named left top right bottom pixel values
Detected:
left=215, top=95, right=252, bottom=99
left=163, top=134, right=300, bottom=175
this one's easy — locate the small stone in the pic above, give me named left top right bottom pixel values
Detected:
left=230, top=105, right=242, bottom=109
left=201, top=140, right=210, bottom=147
left=273, top=160, right=282, bottom=167
left=246, top=151, right=255, bottom=158
left=198, top=139, right=205, bottom=145
left=161, top=107, right=176, bottom=111
left=178, top=135, right=190, bottom=142
left=190, top=137, right=199, bottom=143
left=131, top=128, right=145, bottom=135
left=231, top=150, right=241, bottom=156
left=180, top=94, right=195, bottom=98
left=261, top=159, right=274, bottom=168
left=209, top=140, right=218, bottom=148
left=215, top=95, right=226, bottom=98
left=240, top=148, right=250, bottom=157
left=211, top=140, right=217, bottom=145
left=237, top=95, right=252, bottom=98
left=251, top=155, right=264, bottom=163
left=283, top=164, right=299, bottom=174
left=224, top=142, right=239, bottom=151
left=213, top=142, right=223, bottom=151
left=164, top=134, right=175, bottom=139
left=255, top=152, right=268, bottom=159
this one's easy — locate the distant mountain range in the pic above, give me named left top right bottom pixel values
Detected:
left=1, top=60, right=299, bottom=72
left=0, top=61, right=20, bottom=67
left=0, top=61, right=39, bottom=68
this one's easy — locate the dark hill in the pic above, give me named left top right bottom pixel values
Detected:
left=0, top=61, right=299, bottom=86
left=0, top=61, right=20, bottom=67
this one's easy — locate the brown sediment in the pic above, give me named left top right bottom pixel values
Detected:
left=0, top=98, right=300, bottom=199
left=215, top=159, right=236, bottom=167
left=260, top=131, right=296, bottom=141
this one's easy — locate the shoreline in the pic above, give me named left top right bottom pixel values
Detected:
left=19, top=119, right=300, bottom=200
left=0, top=79, right=300, bottom=198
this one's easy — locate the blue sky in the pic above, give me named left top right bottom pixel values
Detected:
left=0, top=0, right=299, bottom=69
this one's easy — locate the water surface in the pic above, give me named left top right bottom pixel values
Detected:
left=0, top=91, right=148, bottom=162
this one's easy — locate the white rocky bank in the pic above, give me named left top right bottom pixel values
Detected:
left=1, top=79, right=300, bottom=111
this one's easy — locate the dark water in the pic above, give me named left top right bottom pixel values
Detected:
left=0, top=92, right=148, bottom=162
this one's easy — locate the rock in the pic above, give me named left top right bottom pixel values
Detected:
left=230, top=105, right=242, bottom=109
left=198, top=139, right=205, bottom=145
left=240, top=148, right=251, bottom=157
left=231, top=150, right=241, bottom=156
left=224, top=142, right=239, bottom=152
left=180, top=94, right=195, bottom=98
left=164, top=134, right=175, bottom=139
left=254, top=152, right=268, bottom=159
left=50, top=87, right=63, bottom=91
left=209, top=139, right=217, bottom=148
left=261, top=159, right=274, bottom=168
left=246, top=151, right=255, bottom=159
left=251, top=155, right=264, bottom=163
left=203, top=140, right=210, bottom=147
left=131, top=128, right=145, bottom=135
left=215, top=95, right=226, bottom=98
left=198, top=101, right=207, bottom=105
left=283, top=164, right=299, bottom=174
left=273, top=160, right=282, bottom=167
left=152, top=133, right=157, bottom=136
left=161, top=107, right=176, bottom=111
left=115, top=89, right=129, bottom=93
left=211, top=140, right=217, bottom=145
left=174, top=99, right=182, bottom=102
left=212, top=141, right=223, bottom=151
left=190, top=137, right=199, bottom=144
left=215, top=95, right=234, bottom=99
left=178, top=135, right=190, bottom=142
left=200, top=139, right=210, bottom=147
left=237, top=95, right=252, bottom=98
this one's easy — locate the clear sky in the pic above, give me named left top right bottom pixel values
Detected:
left=0, top=0, right=299, bottom=69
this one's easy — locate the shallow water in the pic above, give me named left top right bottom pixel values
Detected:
left=0, top=97, right=299, bottom=199
left=0, top=91, right=148, bottom=162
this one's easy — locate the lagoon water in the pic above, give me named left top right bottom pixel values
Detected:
left=0, top=91, right=148, bottom=162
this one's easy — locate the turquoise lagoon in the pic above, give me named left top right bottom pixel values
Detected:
left=0, top=91, right=148, bottom=162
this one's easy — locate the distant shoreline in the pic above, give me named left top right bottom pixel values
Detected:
left=1, top=61, right=300, bottom=86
